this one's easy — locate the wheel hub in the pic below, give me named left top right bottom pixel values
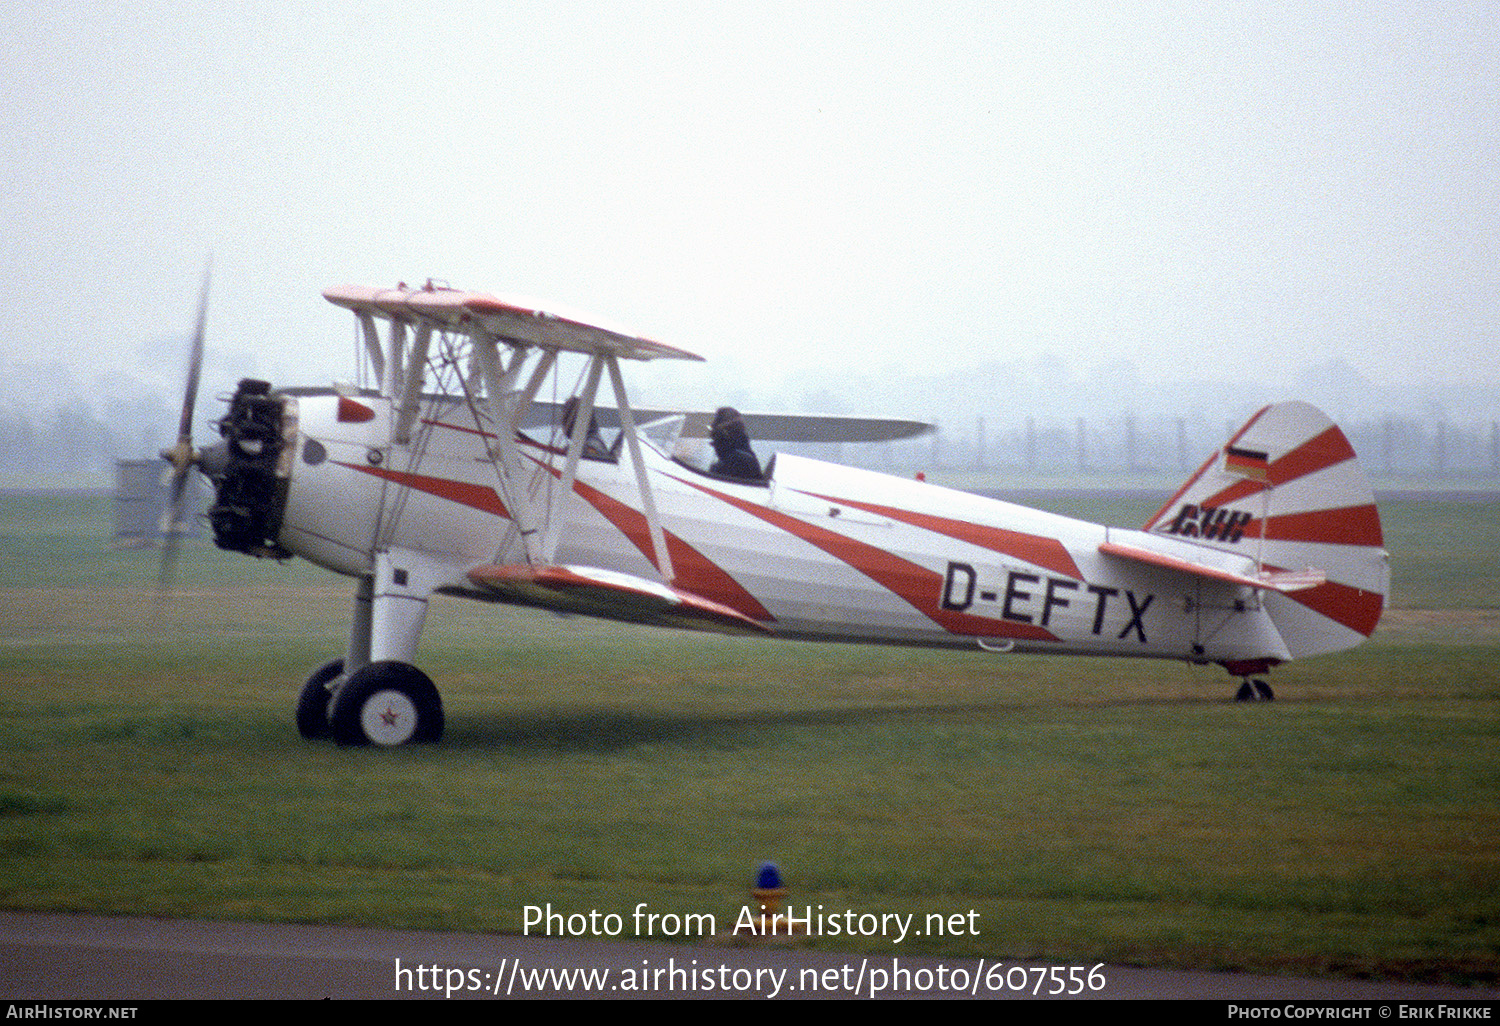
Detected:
left=359, top=688, right=419, bottom=746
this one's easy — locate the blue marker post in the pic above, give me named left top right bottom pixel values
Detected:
left=735, top=861, right=803, bottom=938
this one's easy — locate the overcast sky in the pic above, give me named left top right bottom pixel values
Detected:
left=3, top=1, right=1496, bottom=421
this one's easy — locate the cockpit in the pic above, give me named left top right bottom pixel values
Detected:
left=538, top=403, right=772, bottom=486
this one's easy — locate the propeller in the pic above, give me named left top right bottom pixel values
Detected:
left=158, top=264, right=211, bottom=594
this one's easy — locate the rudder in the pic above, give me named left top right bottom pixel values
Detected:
left=1143, top=401, right=1390, bottom=660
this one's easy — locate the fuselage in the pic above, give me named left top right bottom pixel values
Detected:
left=274, top=392, right=1289, bottom=668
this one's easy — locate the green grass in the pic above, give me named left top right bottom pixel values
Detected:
left=0, top=493, right=1497, bottom=986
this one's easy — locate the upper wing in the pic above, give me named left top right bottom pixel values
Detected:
left=323, top=283, right=703, bottom=362
left=324, top=285, right=931, bottom=440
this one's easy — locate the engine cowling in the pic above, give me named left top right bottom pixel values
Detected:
left=207, top=379, right=295, bottom=558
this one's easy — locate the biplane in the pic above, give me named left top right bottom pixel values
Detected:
left=162, top=279, right=1390, bottom=745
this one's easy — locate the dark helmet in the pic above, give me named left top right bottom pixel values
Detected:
left=710, top=406, right=749, bottom=452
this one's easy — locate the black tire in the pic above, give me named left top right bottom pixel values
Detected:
left=1234, top=681, right=1255, bottom=702
left=1253, top=679, right=1275, bottom=702
left=296, top=658, right=344, bottom=739
left=329, top=661, right=444, bottom=746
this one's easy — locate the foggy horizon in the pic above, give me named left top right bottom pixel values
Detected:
left=5, top=4, right=1497, bottom=411
left=4, top=333, right=1495, bottom=487
left=4, top=4, right=1496, bottom=484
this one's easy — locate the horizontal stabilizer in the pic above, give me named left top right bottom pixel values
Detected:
left=467, top=564, right=772, bottom=636
left=1099, top=540, right=1326, bottom=594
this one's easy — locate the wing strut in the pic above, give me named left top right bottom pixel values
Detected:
left=356, top=311, right=385, bottom=386
left=607, top=353, right=674, bottom=584
left=324, top=283, right=693, bottom=583
left=469, top=336, right=553, bottom=567
left=393, top=322, right=433, bottom=444
left=542, top=354, right=604, bottom=565
left=468, top=345, right=674, bottom=584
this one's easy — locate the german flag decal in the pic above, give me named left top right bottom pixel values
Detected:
left=1223, top=445, right=1269, bottom=482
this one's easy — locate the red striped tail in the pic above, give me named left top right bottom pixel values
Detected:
left=1143, top=401, right=1390, bottom=660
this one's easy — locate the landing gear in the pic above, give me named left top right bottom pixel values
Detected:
left=297, top=554, right=458, bottom=746
left=1223, top=660, right=1278, bottom=704
left=328, top=661, right=444, bottom=746
left=1234, top=678, right=1275, bottom=702
left=296, top=658, right=343, bottom=739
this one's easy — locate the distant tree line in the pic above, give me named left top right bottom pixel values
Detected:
left=840, top=414, right=1500, bottom=480
left=3, top=402, right=1497, bottom=486
left=0, top=403, right=138, bottom=481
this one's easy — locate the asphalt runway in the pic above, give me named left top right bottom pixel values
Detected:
left=1, top=912, right=1494, bottom=1001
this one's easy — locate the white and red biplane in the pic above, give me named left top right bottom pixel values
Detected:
left=163, top=281, right=1390, bottom=746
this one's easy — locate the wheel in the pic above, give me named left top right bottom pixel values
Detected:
left=296, top=658, right=344, bottom=739
left=1234, top=678, right=1276, bottom=702
left=329, top=661, right=444, bottom=746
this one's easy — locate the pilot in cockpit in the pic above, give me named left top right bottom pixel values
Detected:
left=560, top=396, right=613, bottom=461
left=708, top=406, right=763, bottom=481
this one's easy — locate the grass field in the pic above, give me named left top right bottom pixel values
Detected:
left=1, top=491, right=1497, bottom=986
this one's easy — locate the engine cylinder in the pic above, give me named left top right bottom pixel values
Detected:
left=208, top=379, right=291, bottom=557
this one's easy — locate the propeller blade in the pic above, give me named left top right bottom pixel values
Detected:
left=159, top=262, right=211, bottom=597
left=176, top=262, right=210, bottom=450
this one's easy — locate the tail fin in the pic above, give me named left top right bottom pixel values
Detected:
left=1143, top=401, right=1390, bottom=660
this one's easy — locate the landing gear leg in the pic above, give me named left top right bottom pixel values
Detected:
left=323, top=549, right=458, bottom=746
left=346, top=575, right=373, bottom=673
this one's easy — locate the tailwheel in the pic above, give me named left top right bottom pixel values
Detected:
left=330, top=661, right=444, bottom=746
left=296, top=658, right=344, bottom=739
left=1234, top=678, right=1276, bottom=702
